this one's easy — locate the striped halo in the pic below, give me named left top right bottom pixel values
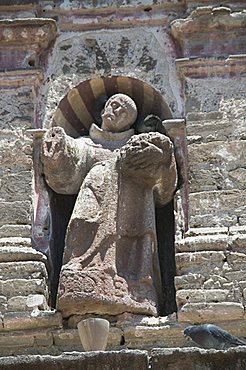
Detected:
left=52, top=75, right=172, bottom=138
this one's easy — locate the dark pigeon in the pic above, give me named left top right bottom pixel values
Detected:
left=135, top=114, right=166, bottom=135
left=184, top=324, right=246, bottom=350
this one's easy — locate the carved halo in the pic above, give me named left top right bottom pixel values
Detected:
left=52, top=75, right=172, bottom=138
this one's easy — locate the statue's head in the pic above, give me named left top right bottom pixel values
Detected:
left=101, top=93, right=137, bottom=132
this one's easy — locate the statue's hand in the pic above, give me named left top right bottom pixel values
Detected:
left=42, top=126, right=67, bottom=161
left=117, top=132, right=173, bottom=186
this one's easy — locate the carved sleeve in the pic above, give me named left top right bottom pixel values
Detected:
left=41, top=127, right=88, bottom=194
left=117, top=132, right=178, bottom=205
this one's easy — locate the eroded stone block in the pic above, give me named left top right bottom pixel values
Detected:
left=178, top=302, right=244, bottom=323
left=176, top=251, right=225, bottom=276
left=3, top=311, right=62, bottom=331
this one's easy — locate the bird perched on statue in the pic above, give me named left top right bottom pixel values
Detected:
left=135, top=114, right=166, bottom=135
left=184, top=324, right=246, bottom=350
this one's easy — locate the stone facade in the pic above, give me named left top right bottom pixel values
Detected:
left=0, top=0, right=245, bottom=361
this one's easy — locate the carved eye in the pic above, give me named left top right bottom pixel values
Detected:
left=111, top=102, right=120, bottom=109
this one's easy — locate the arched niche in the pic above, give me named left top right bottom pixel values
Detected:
left=52, top=75, right=172, bottom=137
left=47, top=75, right=177, bottom=315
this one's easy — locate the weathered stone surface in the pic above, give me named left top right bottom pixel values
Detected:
left=178, top=302, right=244, bottom=323
left=203, top=275, right=229, bottom=289
left=228, top=234, right=246, bottom=252
left=0, top=261, right=48, bottom=280
left=175, top=273, right=205, bottom=290
left=0, top=170, right=32, bottom=202
left=229, top=226, right=246, bottom=235
left=151, top=347, right=246, bottom=370
left=0, top=278, right=47, bottom=299
left=0, top=295, right=7, bottom=311
left=0, top=237, right=31, bottom=248
left=48, top=99, right=177, bottom=317
left=176, top=234, right=228, bottom=252
left=176, top=289, right=240, bottom=309
left=176, top=251, right=225, bottom=276
left=226, top=252, right=246, bottom=270
left=0, top=133, right=33, bottom=172
left=0, top=201, right=31, bottom=226
left=0, top=246, right=47, bottom=263
left=171, top=7, right=246, bottom=57
left=0, top=18, right=57, bottom=69
left=52, top=329, right=81, bottom=349
left=33, top=330, right=53, bottom=347
left=0, top=225, right=31, bottom=238
left=7, top=294, right=48, bottom=312
left=0, top=332, right=35, bottom=348
left=3, top=311, right=62, bottom=331
left=239, top=214, right=246, bottom=226
left=0, top=86, right=33, bottom=131
left=0, top=350, right=149, bottom=370
left=186, top=108, right=246, bottom=142
left=224, top=271, right=246, bottom=284
left=0, top=0, right=245, bottom=351
left=185, top=227, right=228, bottom=237
left=124, top=324, right=185, bottom=349
left=176, top=232, right=246, bottom=254
left=1, top=347, right=246, bottom=370
left=188, top=141, right=246, bottom=192
left=189, top=190, right=246, bottom=228
left=116, top=313, right=177, bottom=328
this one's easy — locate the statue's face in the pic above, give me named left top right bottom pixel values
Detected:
left=101, top=94, right=137, bottom=132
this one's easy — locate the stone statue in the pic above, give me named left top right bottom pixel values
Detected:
left=42, top=93, right=177, bottom=317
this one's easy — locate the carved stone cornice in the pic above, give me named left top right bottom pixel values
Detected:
left=39, top=4, right=184, bottom=31
left=0, top=69, right=43, bottom=87
left=0, top=18, right=57, bottom=70
left=0, top=18, right=56, bottom=48
left=170, top=7, right=246, bottom=58
left=176, top=54, right=246, bottom=78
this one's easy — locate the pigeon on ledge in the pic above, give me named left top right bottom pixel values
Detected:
left=184, top=324, right=246, bottom=350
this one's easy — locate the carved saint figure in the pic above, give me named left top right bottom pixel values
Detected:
left=42, top=93, right=177, bottom=317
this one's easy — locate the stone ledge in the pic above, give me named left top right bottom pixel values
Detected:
left=178, top=302, right=245, bottom=323
left=0, top=246, right=47, bottom=264
left=151, top=346, right=246, bottom=370
left=0, top=347, right=246, bottom=369
left=176, top=234, right=229, bottom=252
left=0, top=237, right=31, bottom=247
left=0, top=261, right=48, bottom=280
left=0, top=69, right=43, bottom=87
left=39, top=3, right=183, bottom=31
left=176, top=55, right=246, bottom=77
left=185, top=227, right=228, bottom=237
left=176, top=233, right=246, bottom=253
left=0, top=350, right=148, bottom=369
left=0, top=225, right=31, bottom=239
left=2, top=311, right=62, bottom=332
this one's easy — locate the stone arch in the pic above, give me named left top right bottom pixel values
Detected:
left=52, top=75, right=172, bottom=137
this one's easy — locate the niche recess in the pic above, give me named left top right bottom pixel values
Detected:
left=37, top=75, right=187, bottom=315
